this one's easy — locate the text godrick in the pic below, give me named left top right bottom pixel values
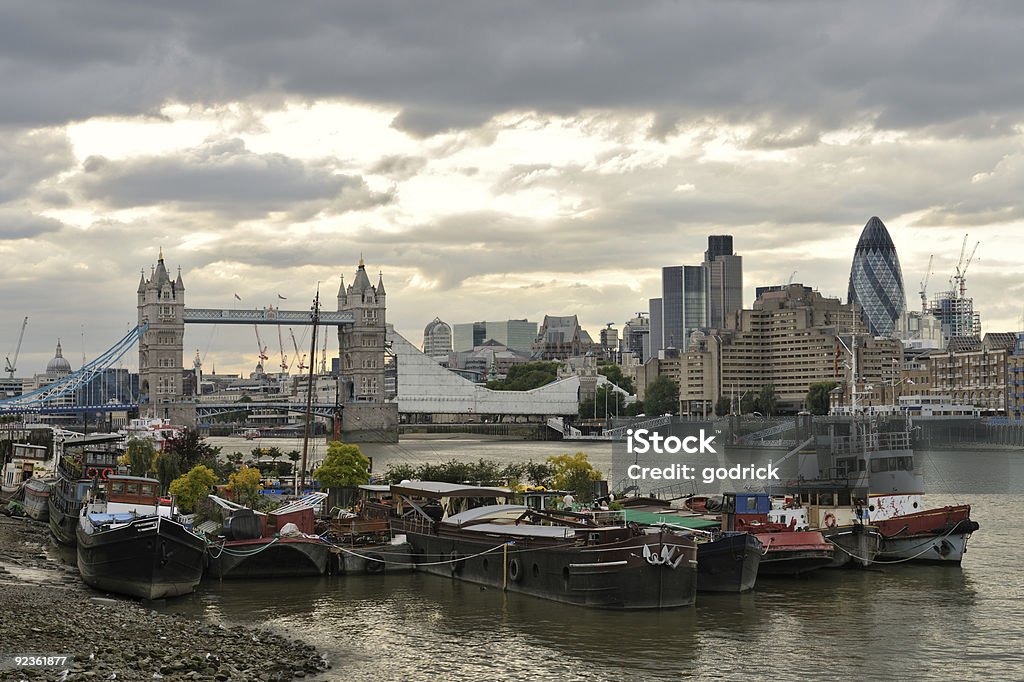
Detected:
left=626, top=462, right=780, bottom=484
left=626, top=428, right=717, bottom=454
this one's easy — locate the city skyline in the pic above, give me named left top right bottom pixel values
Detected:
left=3, top=3, right=1024, bottom=375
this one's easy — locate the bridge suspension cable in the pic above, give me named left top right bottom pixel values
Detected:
left=0, top=324, right=148, bottom=410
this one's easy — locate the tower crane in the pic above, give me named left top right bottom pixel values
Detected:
left=951, top=234, right=980, bottom=298
left=253, top=325, right=269, bottom=366
left=918, top=254, right=934, bottom=313
left=277, top=327, right=289, bottom=373
left=289, top=328, right=308, bottom=372
left=5, top=316, right=28, bottom=379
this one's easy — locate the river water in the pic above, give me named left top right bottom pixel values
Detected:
left=161, top=438, right=1023, bottom=681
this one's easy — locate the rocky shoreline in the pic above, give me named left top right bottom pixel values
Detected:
left=0, top=515, right=330, bottom=681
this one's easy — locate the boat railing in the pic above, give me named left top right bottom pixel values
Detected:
left=831, top=431, right=912, bottom=455
left=56, top=456, right=82, bottom=481
left=576, top=509, right=626, bottom=526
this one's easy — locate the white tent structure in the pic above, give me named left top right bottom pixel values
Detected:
left=387, top=327, right=580, bottom=417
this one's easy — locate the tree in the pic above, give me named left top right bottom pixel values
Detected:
left=759, top=384, right=779, bottom=417
left=168, top=464, right=218, bottom=513
left=597, top=362, right=634, bottom=394
left=287, top=450, right=301, bottom=468
left=486, top=362, right=562, bottom=391
left=522, top=460, right=555, bottom=487
left=547, top=452, right=603, bottom=501
left=166, top=429, right=221, bottom=471
left=227, top=466, right=263, bottom=508
left=383, top=463, right=419, bottom=484
left=624, top=400, right=645, bottom=417
left=806, top=381, right=839, bottom=415
left=579, top=385, right=626, bottom=419
left=714, top=396, right=732, bottom=417
left=643, top=376, right=679, bottom=416
left=121, top=439, right=157, bottom=477
left=740, top=390, right=758, bottom=415
left=155, top=451, right=181, bottom=496
left=313, top=441, right=371, bottom=490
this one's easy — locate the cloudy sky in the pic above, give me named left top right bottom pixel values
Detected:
left=3, top=1, right=1023, bottom=376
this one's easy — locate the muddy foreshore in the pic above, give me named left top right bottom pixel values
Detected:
left=0, top=515, right=330, bottom=681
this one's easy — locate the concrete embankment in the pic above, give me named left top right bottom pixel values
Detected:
left=0, top=515, right=329, bottom=681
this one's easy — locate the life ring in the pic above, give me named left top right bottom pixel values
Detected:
left=101, top=468, right=114, bottom=480
left=823, top=512, right=838, bottom=528
left=365, top=552, right=385, bottom=574
left=85, top=467, right=99, bottom=479
left=508, top=558, right=522, bottom=582
left=449, top=550, right=464, bottom=574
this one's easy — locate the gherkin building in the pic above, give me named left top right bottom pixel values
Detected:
left=848, top=216, right=906, bottom=337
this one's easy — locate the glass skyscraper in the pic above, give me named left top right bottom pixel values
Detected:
left=848, top=216, right=906, bottom=337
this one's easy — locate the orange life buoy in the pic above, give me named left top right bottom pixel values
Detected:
left=101, top=468, right=114, bottom=480
left=823, top=512, right=838, bottom=528
left=86, top=467, right=99, bottom=478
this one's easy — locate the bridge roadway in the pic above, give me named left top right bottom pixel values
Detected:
left=183, top=307, right=354, bottom=325
left=0, top=401, right=340, bottom=419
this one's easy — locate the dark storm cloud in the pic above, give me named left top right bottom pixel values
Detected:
left=0, top=129, right=75, bottom=203
left=4, top=2, right=1024, bottom=135
left=73, top=138, right=389, bottom=218
left=0, top=210, right=64, bottom=240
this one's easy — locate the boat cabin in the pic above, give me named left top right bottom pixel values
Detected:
left=720, top=492, right=771, bottom=531
left=390, top=482, right=513, bottom=521
left=104, top=476, right=171, bottom=517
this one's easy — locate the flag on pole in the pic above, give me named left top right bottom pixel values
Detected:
left=234, top=293, right=242, bottom=301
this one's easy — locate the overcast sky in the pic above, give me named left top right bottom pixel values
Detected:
left=3, top=1, right=1023, bottom=376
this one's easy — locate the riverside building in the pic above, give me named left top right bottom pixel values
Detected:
left=655, top=284, right=902, bottom=415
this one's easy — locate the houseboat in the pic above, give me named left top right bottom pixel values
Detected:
left=77, top=475, right=207, bottom=600
left=390, top=482, right=698, bottom=609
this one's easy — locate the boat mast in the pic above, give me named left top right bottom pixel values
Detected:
left=299, top=287, right=320, bottom=495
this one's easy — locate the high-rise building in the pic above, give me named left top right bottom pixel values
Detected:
left=453, top=322, right=487, bottom=351
left=422, top=317, right=453, bottom=357
left=655, top=283, right=902, bottom=414
left=848, top=217, right=906, bottom=337
left=703, top=235, right=743, bottom=329
left=485, top=320, right=538, bottom=353
left=661, top=265, right=707, bottom=351
left=453, top=320, right=537, bottom=352
left=621, top=313, right=650, bottom=364
left=649, top=298, right=663, bottom=357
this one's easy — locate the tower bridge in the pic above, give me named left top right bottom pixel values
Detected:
left=0, top=251, right=398, bottom=442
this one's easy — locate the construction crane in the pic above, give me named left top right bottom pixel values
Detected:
left=5, top=316, right=28, bottom=379
left=277, top=327, right=289, bottom=373
left=951, top=234, right=980, bottom=298
left=252, top=325, right=269, bottom=366
left=289, top=328, right=308, bottom=372
left=918, top=254, right=934, bottom=313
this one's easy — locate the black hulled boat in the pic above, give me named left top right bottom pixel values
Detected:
left=77, top=476, right=206, bottom=600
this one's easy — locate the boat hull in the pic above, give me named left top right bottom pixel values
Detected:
left=207, top=537, right=331, bottom=579
left=822, top=525, right=882, bottom=568
left=403, top=528, right=697, bottom=609
left=77, top=516, right=206, bottom=600
left=22, top=479, right=51, bottom=522
left=754, top=530, right=834, bottom=577
left=49, top=502, right=78, bottom=546
left=696, top=533, right=761, bottom=592
left=875, top=505, right=978, bottom=564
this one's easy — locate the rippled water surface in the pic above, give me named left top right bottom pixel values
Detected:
left=169, top=441, right=1023, bottom=680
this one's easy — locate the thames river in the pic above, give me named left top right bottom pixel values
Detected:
left=168, top=438, right=1023, bottom=680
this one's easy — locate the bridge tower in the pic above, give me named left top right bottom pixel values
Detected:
left=337, top=257, right=397, bottom=441
left=137, top=248, right=195, bottom=426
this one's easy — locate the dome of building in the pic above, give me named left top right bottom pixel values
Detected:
left=848, top=217, right=906, bottom=337
left=46, top=340, right=72, bottom=377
